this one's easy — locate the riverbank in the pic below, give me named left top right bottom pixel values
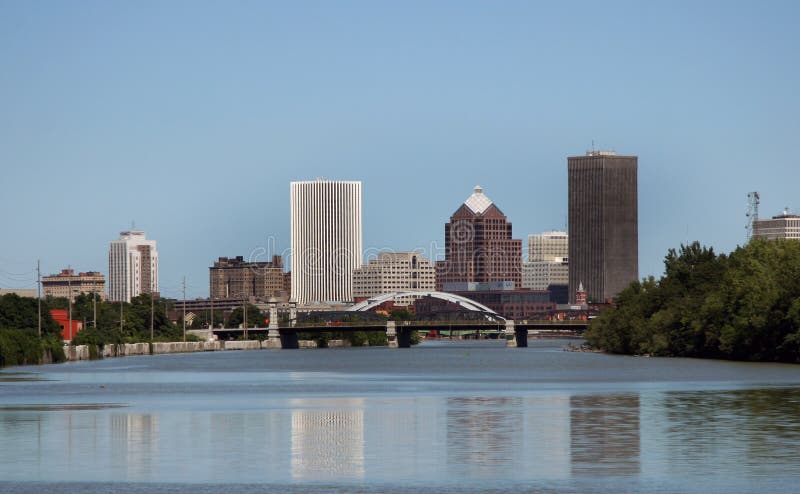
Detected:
left=60, top=338, right=368, bottom=362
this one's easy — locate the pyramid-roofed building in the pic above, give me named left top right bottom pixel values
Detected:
left=435, top=185, right=522, bottom=290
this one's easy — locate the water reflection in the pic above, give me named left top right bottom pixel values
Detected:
left=110, top=414, right=158, bottom=479
left=655, top=388, right=800, bottom=476
left=522, top=395, right=571, bottom=478
left=446, top=397, right=523, bottom=477
left=570, top=394, right=641, bottom=476
left=290, top=399, right=365, bottom=481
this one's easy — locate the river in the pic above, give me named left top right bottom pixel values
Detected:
left=2, top=339, right=800, bottom=493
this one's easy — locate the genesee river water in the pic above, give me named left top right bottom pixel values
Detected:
left=2, top=339, right=800, bottom=493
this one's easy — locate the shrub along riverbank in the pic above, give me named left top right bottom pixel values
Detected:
left=586, top=239, right=800, bottom=362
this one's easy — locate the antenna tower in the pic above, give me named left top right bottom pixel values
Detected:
left=746, top=191, right=760, bottom=241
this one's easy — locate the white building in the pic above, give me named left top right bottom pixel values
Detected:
left=352, top=252, right=436, bottom=306
left=528, top=231, right=568, bottom=262
left=753, top=209, right=800, bottom=240
left=522, top=231, right=569, bottom=291
left=522, top=259, right=569, bottom=291
left=108, top=230, right=159, bottom=302
left=290, top=180, right=362, bottom=303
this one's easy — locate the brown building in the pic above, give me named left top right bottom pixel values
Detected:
left=435, top=185, right=522, bottom=291
left=752, top=209, right=800, bottom=240
left=568, top=151, right=638, bottom=304
left=209, top=255, right=285, bottom=300
left=42, top=269, right=106, bottom=301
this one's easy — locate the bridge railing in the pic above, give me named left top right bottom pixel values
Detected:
left=288, top=319, right=587, bottom=329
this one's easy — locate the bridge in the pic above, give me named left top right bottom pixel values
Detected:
left=191, top=292, right=587, bottom=348
left=199, top=319, right=587, bottom=349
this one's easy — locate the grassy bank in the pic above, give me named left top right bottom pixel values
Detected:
left=0, top=329, right=66, bottom=367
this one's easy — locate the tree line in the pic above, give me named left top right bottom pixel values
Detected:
left=586, top=239, right=800, bottom=362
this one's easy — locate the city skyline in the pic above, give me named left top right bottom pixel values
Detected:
left=2, top=2, right=799, bottom=299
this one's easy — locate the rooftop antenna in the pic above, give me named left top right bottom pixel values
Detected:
left=132, top=220, right=136, bottom=230
left=746, top=191, right=760, bottom=241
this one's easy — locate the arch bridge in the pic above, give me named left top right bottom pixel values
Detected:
left=347, top=291, right=505, bottom=321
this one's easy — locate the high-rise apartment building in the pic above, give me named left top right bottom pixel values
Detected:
left=352, top=252, right=436, bottom=306
left=291, top=180, right=362, bottom=303
left=752, top=209, right=800, bottom=240
left=209, top=255, right=285, bottom=300
left=435, top=186, right=522, bottom=290
left=568, top=151, right=638, bottom=303
left=108, top=230, right=159, bottom=303
left=42, top=269, right=106, bottom=301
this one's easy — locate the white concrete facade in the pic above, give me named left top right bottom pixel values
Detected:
left=108, top=230, right=159, bottom=302
left=291, top=180, right=362, bottom=303
left=528, top=231, right=569, bottom=262
left=522, top=259, right=569, bottom=291
left=523, top=231, right=569, bottom=291
left=352, top=252, right=435, bottom=306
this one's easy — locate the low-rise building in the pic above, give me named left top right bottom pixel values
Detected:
left=753, top=209, right=800, bottom=240
left=210, top=255, right=285, bottom=300
left=42, top=269, right=106, bottom=301
left=441, top=281, right=554, bottom=320
left=50, top=309, right=82, bottom=341
left=353, top=252, right=436, bottom=306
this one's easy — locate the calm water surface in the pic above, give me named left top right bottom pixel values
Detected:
left=2, top=339, right=800, bottom=493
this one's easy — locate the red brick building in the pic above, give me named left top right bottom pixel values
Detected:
left=435, top=185, right=522, bottom=290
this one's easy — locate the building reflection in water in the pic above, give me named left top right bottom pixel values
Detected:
left=522, top=395, right=571, bottom=478
left=446, top=397, right=524, bottom=477
left=570, top=393, right=640, bottom=476
left=110, top=413, right=158, bottom=480
left=290, top=398, right=365, bottom=481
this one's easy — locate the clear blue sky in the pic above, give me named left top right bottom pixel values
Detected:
left=1, top=0, right=798, bottom=299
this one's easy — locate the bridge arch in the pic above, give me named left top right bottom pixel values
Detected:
left=347, top=291, right=505, bottom=320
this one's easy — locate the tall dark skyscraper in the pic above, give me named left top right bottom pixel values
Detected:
left=568, top=151, right=638, bottom=303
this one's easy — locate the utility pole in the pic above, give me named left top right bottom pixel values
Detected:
left=150, top=291, right=155, bottom=342
left=243, top=299, right=248, bottom=339
left=93, top=290, right=97, bottom=329
left=120, top=298, right=123, bottom=334
left=68, top=267, right=72, bottom=339
left=182, top=276, right=186, bottom=342
left=37, top=260, right=41, bottom=337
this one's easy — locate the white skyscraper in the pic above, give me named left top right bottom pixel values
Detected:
left=108, top=230, right=159, bottom=302
left=290, top=180, right=362, bottom=303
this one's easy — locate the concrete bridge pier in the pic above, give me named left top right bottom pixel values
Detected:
left=396, top=328, right=412, bottom=348
left=279, top=329, right=299, bottom=349
left=386, top=321, right=398, bottom=348
left=505, top=320, right=526, bottom=348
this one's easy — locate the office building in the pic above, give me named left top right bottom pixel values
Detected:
left=752, top=209, right=800, bottom=240
left=108, top=230, right=159, bottom=303
left=291, top=179, right=362, bottom=303
left=210, top=255, right=285, bottom=300
left=522, top=231, right=569, bottom=303
left=42, top=269, right=106, bottom=301
left=568, top=151, right=638, bottom=303
left=352, top=251, right=436, bottom=306
left=435, top=185, right=522, bottom=291
left=528, top=231, right=569, bottom=262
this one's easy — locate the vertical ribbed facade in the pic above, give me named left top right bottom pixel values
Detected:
left=108, top=230, right=159, bottom=303
left=290, top=180, right=362, bottom=303
left=568, top=153, right=638, bottom=303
